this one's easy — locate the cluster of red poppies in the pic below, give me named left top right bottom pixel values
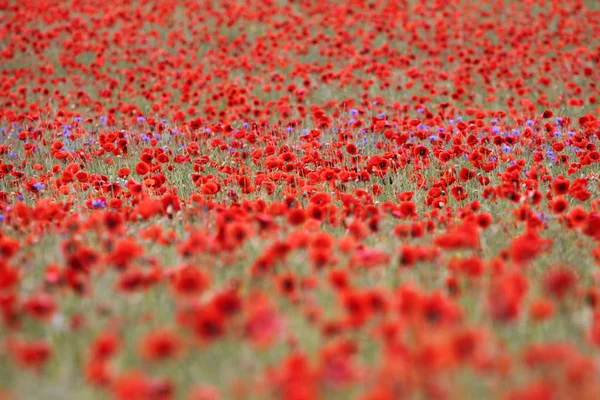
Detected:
left=0, top=0, right=599, bottom=399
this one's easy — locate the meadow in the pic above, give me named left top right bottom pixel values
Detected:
left=0, top=0, right=600, bottom=399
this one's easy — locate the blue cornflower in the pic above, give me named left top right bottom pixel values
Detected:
left=91, top=199, right=106, bottom=208
left=537, top=212, right=547, bottom=221
left=349, top=109, right=359, bottom=116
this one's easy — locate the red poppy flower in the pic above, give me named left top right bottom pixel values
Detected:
left=135, top=162, right=150, bottom=176
left=90, top=331, right=121, bottom=361
left=193, top=305, right=226, bottom=341
left=23, top=292, right=56, bottom=321
left=139, top=328, right=185, bottom=362
left=112, top=370, right=173, bottom=400
left=529, top=298, right=555, bottom=321
left=9, top=339, right=52, bottom=371
left=170, top=265, right=211, bottom=296
left=543, top=267, right=577, bottom=300
left=550, top=196, right=568, bottom=214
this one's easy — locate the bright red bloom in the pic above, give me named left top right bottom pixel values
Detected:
left=550, top=196, right=568, bottom=214
left=529, top=298, right=555, bottom=321
left=543, top=267, right=577, bottom=300
left=135, top=162, right=150, bottom=176
left=193, top=305, right=226, bottom=342
left=139, top=328, right=185, bottom=362
left=509, top=230, right=551, bottom=266
left=90, top=331, right=121, bottom=361
left=23, top=292, right=56, bottom=321
left=170, top=264, right=211, bottom=296
left=112, top=370, right=173, bottom=400
left=9, top=339, right=52, bottom=371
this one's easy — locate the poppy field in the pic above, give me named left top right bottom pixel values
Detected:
left=1, top=0, right=600, bottom=398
